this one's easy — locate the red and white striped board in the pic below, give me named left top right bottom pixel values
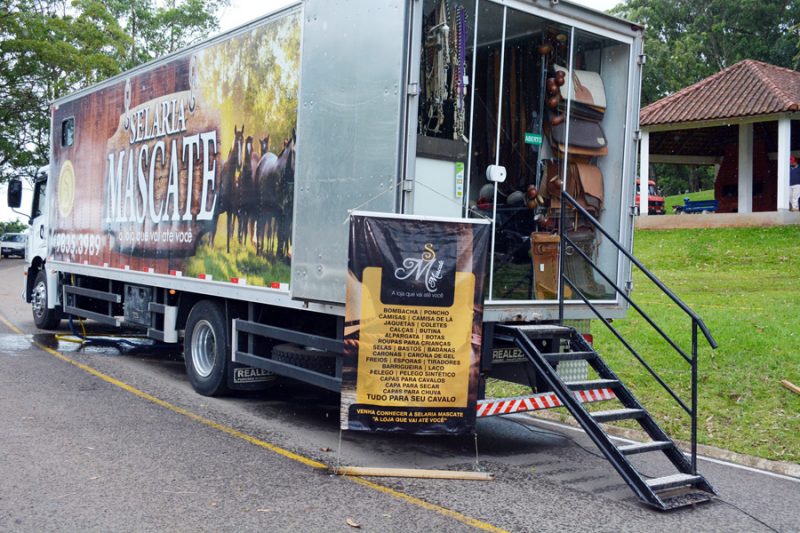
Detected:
left=476, top=388, right=616, bottom=418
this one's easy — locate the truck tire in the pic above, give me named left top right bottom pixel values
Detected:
left=272, top=344, right=337, bottom=376
left=184, top=300, right=230, bottom=396
left=31, top=269, right=63, bottom=330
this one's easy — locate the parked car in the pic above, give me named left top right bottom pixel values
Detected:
left=635, top=179, right=665, bottom=215
left=1, top=232, right=27, bottom=258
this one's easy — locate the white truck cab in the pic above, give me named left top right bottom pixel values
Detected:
left=6, top=168, right=61, bottom=327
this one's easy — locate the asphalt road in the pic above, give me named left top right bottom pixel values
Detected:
left=0, top=257, right=797, bottom=532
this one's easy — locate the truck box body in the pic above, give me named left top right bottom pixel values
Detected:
left=46, top=0, right=643, bottom=324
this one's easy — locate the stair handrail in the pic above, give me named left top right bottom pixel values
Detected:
left=557, top=190, right=718, bottom=473
left=558, top=192, right=717, bottom=349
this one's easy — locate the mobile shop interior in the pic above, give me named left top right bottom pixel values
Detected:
left=413, top=0, right=636, bottom=306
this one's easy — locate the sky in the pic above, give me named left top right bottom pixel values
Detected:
left=219, top=0, right=622, bottom=31
left=0, top=183, right=33, bottom=225
left=1, top=0, right=622, bottom=223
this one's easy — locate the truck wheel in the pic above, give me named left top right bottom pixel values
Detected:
left=31, top=270, right=62, bottom=330
left=184, top=300, right=230, bottom=396
left=272, top=343, right=337, bottom=376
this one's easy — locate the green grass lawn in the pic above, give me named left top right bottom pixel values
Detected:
left=664, top=189, right=714, bottom=212
left=184, top=213, right=291, bottom=286
left=488, top=225, right=800, bottom=463
left=595, top=226, right=800, bottom=463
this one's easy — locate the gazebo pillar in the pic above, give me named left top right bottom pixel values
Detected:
left=639, top=130, right=650, bottom=216
left=777, top=117, right=791, bottom=211
left=738, top=123, right=753, bottom=213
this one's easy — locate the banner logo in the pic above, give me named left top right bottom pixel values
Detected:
left=394, top=243, right=445, bottom=294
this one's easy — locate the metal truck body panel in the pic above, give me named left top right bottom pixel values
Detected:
left=292, top=0, right=410, bottom=304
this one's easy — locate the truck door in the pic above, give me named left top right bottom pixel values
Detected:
left=29, top=175, right=49, bottom=261
left=408, top=0, right=476, bottom=219
left=410, top=0, right=638, bottom=307
left=411, top=1, right=554, bottom=285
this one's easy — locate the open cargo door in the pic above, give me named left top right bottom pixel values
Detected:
left=409, top=0, right=641, bottom=319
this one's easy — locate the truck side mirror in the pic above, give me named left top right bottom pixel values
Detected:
left=7, top=179, right=22, bottom=208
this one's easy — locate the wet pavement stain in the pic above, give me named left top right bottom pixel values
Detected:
left=0, top=334, right=36, bottom=354
left=0, top=332, right=183, bottom=360
left=0, top=333, right=111, bottom=355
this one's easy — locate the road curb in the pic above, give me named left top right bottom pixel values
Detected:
left=530, top=412, right=800, bottom=479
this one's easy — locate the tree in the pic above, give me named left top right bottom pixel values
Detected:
left=651, top=164, right=715, bottom=196
left=0, top=219, right=29, bottom=233
left=612, top=0, right=800, bottom=105
left=105, top=0, right=230, bottom=70
left=0, top=0, right=229, bottom=184
left=613, top=0, right=800, bottom=193
left=0, top=0, right=129, bottom=183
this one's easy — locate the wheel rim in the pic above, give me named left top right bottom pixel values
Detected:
left=191, top=319, right=217, bottom=378
left=32, top=280, right=47, bottom=320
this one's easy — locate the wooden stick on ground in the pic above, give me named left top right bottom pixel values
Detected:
left=780, top=379, right=800, bottom=396
left=333, top=466, right=493, bottom=481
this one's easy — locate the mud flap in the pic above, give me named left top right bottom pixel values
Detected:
left=227, top=362, right=275, bottom=391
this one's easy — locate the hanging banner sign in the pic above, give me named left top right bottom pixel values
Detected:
left=341, top=212, right=491, bottom=434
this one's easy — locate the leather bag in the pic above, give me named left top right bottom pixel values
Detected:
left=573, top=162, right=604, bottom=213
left=554, top=65, right=607, bottom=110
left=542, top=161, right=604, bottom=224
left=546, top=111, right=607, bottom=152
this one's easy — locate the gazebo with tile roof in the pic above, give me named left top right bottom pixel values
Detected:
left=638, top=59, right=800, bottom=214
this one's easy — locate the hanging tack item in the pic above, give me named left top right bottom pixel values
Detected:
left=507, top=190, right=526, bottom=206
left=527, top=183, right=540, bottom=209
left=451, top=4, right=468, bottom=141
left=537, top=43, right=553, bottom=55
left=422, top=0, right=450, bottom=135
left=547, top=95, right=560, bottom=109
left=479, top=183, right=495, bottom=200
left=547, top=78, right=558, bottom=94
left=551, top=113, right=565, bottom=126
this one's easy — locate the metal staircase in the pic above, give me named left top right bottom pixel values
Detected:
left=494, top=323, right=716, bottom=510
left=500, top=191, right=719, bottom=510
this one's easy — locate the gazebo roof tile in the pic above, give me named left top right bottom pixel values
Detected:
left=640, top=60, right=800, bottom=127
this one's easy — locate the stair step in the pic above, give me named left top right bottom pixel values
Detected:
left=591, top=408, right=645, bottom=423
left=645, top=473, right=703, bottom=491
left=565, top=379, right=619, bottom=391
left=542, top=351, right=597, bottom=363
left=655, top=485, right=715, bottom=509
left=617, top=440, right=673, bottom=456
left=511, top=325, right=572, bottom=338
